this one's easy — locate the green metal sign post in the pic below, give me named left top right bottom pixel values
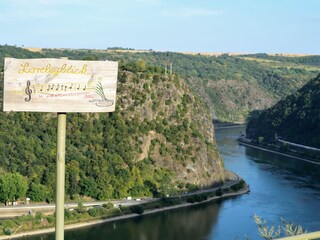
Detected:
left=55, top=113, right=66, bottom=240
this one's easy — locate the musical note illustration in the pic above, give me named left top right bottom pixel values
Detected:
left=47, top=85, right=51, bottom=91
left=24, top=81, right=32, bottom=102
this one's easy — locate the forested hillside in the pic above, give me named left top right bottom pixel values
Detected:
left=246, top=74, right=320, bottom=148
left=0, top=55, right=225, bottom=203
left=2, top=45, right=319, bottom=122
left=1, top=45, right=319, bottom=203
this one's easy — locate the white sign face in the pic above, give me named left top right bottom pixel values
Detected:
left=3, top=58, right=118, bottom=112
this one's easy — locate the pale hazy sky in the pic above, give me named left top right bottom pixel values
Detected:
left=1, top=0, right=320, bottom=53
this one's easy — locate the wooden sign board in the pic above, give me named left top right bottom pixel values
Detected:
left=3, top=58, right=118, bottom=112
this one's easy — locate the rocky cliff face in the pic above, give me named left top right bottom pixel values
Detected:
left=117, top=67, right=226, bottom=187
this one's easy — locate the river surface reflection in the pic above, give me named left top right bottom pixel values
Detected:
left=22, top=127, right=320, bottom=240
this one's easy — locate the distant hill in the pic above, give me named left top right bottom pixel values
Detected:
left=1, top=45, right=320, bottom=123
left=246, top=74, right=320, bottom=148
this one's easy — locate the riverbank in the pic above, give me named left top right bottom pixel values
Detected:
left=0, top=188, right=249, bottom=240
left=238, top=140, right=320, bottom=166
left=215, top=124, right=246, bottom=130
left=0, top=173, right=249, bottom=240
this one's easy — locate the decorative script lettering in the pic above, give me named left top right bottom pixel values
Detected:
left=18, top=63, right=89, bottom=77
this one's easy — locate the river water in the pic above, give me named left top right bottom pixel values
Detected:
left=23, top=126, right=320, bottom=240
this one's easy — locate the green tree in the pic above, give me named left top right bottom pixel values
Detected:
left=137, top=60, right=146, bottom=72
left=79, top=177, right=99, bottom=198
left=13, top=173, right=28, bottom=200
left=0, top=173, right=28, bottom=205
left=66, top=160, right=80, bottom=199
left=28, top=183, right=49, bottom=202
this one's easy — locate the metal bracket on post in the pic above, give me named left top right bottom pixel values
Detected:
left=55, top=112, right=66, bottom=240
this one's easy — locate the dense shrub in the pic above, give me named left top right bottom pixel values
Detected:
left=46, top=215, right=55, bottom=224
left=130, top=206, right=144, bottom=214
left=103, top=202, right=114, bottom=209
left=88, top=207, right=101, bottom=217
left=231, top=180, right=246, bottom=192
left=215, top=188, right=223, bottom=197
left=3, top=228, right=12, bottom=235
